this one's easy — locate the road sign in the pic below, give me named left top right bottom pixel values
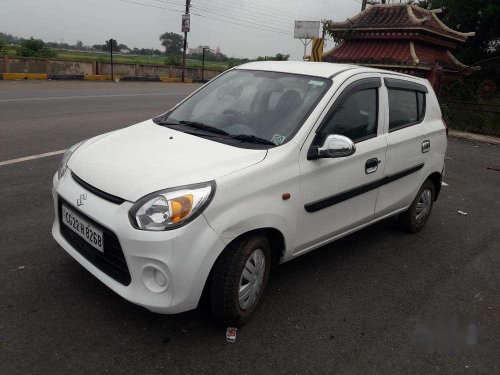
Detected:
left=182, top=14, right=190, bottom=32
left=310, top=37, right=324, bottom=62
left=294, top=21, right=320, bottom=39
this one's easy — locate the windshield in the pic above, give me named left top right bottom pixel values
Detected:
left=159, top=70, right=331, bottom=147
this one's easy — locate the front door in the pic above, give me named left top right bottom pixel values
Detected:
left=294, top=74, right=387, bottom=255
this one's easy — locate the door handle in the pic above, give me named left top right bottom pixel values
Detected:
left=365, top=158, right=381, bottom=174
left=422, top=140, right=431, bottom=153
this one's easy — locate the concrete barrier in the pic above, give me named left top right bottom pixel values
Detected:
left=121, top=76, right=160, bottom=82
left=0, top=55, right=224, bottom=82
left=2, top=73, right=48, bottom=80
left=84, top=75, right=123, bottom=81
left=49, top=74, right=84, bottom=80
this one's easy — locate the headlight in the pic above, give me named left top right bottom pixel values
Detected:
left=58, top=141, right=85, bottom=179
left=129, top=181, right=216, bottom=231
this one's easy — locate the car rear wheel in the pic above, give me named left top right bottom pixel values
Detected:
left=210, top=234, right=271, bottom=326
left=398, top=180, right=435, bottom=233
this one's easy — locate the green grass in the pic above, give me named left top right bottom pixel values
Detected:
left=1, top=49, right=227, bottom=70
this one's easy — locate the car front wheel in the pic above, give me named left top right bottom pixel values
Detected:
left=210, top=234, right=271, bottom=326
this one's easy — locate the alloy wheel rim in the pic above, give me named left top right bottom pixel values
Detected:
left=238, top=248, right=266, bottom=311
left=415, top=189, right=432, bottom=223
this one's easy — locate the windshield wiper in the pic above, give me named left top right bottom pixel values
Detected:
left=157, top=120, right=229, bottom=136
left=179, top=121, right=229, bottom=136
left=230, top=134, right=277, bottom=146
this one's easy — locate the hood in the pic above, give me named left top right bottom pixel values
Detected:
left=68, top=120, right=267, bottom=201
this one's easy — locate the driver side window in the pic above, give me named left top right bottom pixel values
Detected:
left=316, top=87, right=378, bottom=145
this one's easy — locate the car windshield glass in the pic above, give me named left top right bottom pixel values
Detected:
left=161, top=70, right=331, bottom=146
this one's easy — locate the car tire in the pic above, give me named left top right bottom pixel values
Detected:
left=398, top=179, right=435, bottom=233
left=210, top=234, right=271, bottom=326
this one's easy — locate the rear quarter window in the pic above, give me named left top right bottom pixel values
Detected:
left=388, top=88, right=426, bottom=131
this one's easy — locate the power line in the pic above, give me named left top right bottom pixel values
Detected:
left=114, top=0, right=293, bottom=36
left=115, top=0, right=185, bottom=13
left=190, top=4, right=294, bottom=33
left=150, top=0, right=296, bottom=27
left=202, top=0, right=303, bottom=19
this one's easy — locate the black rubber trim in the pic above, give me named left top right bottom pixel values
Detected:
left=71, top=172, right=126, bottom=205
left=384, top=78, right=428, bottom=93
left=305, top=163, right=424, bottom=213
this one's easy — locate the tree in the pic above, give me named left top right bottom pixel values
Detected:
left=75, top=40, right=84, bottom=50
left=105, top=39, right=119, bottom=52
left=273, top=53, right=290, bottom=61
left=0, top=36, right=5, bottom=53
left=159, top=32, right=184, bottom=56
left=417, top=0, right=499, bottom=64
left=255, top=53, right=290, bottom=61
left=18, top=37, right=56, bottom=58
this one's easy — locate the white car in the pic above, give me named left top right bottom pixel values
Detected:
left=52, top=62, right=447, bottom=325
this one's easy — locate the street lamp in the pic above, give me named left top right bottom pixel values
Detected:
left=202, top=46, right=209, bottom=82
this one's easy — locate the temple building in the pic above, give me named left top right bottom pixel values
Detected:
left=323, top=3, right=475, bottom=87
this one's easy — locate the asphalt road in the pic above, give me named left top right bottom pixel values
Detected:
left=1, top=81, right=499, bottom=374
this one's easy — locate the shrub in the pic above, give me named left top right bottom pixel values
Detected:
left=18, top=37, right=57, bottom=58
left=165, top=55, right=181, bottom=67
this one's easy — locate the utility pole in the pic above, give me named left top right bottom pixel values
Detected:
left=181, top=0, right=191, bottom=83
left=201, top=46, right=208, bottom=82
left=109, top=38, right=114, bottom=82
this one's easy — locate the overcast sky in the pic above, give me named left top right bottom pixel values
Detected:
left=1, top=0, right=361, bottom=60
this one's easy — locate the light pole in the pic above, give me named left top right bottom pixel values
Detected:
left=181, top=0, right=191, bottom=83
left=109, top=38, right=114, bottom=82
left=201, top=46, right=209, bottom=82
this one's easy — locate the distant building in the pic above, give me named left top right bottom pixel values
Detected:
left=323, top=3, right=475, bottom=88
left=188, top=45, right=223, bottom=55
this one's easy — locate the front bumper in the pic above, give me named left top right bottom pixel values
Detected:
left=51, top=171, right=226, bottom=314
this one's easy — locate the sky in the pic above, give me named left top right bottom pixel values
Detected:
left=0, top=0, right=362, bottom=60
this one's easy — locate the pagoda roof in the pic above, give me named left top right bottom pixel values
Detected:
left=326, top=4, right=475, bottom=43
left=323, top=39, right=466, bottom=71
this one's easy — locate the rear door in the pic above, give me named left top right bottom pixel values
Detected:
left=294, top=74, right=387, bottom=255
left=375, top=77, right=430, bottom=216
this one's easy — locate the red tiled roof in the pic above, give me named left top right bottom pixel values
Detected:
left=324, top=40, right=414, bottom=66
left=324, top=39, right=466, bottom=70
left=413, top=42, right=464, bottom=69
left=327, top=4, right=474, bottom=43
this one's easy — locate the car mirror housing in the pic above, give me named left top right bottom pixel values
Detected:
left=308, top=134, right=356, bottom=160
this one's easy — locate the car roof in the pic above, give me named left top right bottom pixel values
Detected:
left=234, top=61, right=427, bottom=84
left=235, top=61, right=358, bottom=79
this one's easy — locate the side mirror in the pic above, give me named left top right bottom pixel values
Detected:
left=308, top=134, right=356, bottom=160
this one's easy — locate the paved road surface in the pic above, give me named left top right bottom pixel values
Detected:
left=1, top=81, right=499, bottom=374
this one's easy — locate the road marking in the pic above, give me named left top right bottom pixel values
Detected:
left=0, top=92, right=185, bottom=103
left=0, top=150, right=66, bottom=167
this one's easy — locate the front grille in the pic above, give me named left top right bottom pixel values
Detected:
left=71, top=172, right=126, bottom=205
left=58, top=197, right=131, bottom=286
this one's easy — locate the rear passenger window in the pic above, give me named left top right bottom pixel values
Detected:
left=388, top=89, right=426, bottom=131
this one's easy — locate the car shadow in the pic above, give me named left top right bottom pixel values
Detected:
left=57, top=214, right=417, bottom=351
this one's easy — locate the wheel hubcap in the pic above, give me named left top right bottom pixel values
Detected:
left=415, top=189, right=432, bottom=223
left=238, top=249, right=266, bottom=311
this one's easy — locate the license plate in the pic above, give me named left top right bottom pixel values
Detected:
left=61, top=205, right=104, bottom=252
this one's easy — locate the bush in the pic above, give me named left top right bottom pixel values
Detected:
left=165, top=55, right=181, bottom=67
left=18, top=37, right=56, bottom=58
